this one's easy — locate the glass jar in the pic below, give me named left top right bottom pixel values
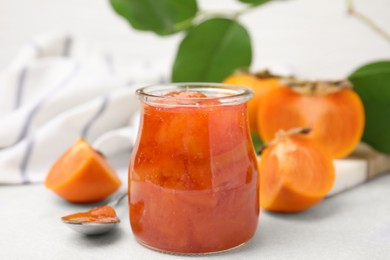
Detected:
left=129, top=83, right=259, bottom=254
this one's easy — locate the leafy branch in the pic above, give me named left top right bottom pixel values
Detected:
left=345, top=1, right=390, bottom=153
left=346, top=0, right=390, bottom=43
left=110, top=0, right=271, bottom=82
left=110, top=0, right=390, bottom=153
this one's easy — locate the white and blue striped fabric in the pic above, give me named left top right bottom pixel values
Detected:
left=0, top=34, right=165, bottom=184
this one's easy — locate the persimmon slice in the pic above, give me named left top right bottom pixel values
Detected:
left=45, top=138, right=121, bottom=203
left=259, top=130, right=335, bottom=212
left=257, top=82, right=365, bottom=158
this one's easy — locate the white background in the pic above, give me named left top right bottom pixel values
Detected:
left=1, top=0, right=389, bottom=78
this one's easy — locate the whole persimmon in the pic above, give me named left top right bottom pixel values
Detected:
left=45, top=138, right=121, bottom=203
left=259, top=128, right=335, bottom=212
left=257, top=79, right=365, bottom=158
left=223, top=71, right=280, bottom=133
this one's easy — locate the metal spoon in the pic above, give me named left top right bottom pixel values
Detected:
left=61, top=190, right=128, bottom=235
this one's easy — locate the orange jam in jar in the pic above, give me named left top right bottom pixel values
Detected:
left=129, top=83, right=259, bottom=254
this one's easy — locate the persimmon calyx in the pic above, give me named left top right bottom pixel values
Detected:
left=257, top=127, right=311, bottom=155
left=280, top=78, right=353, bottom=96
left=275, top=127, right=311, bottom=138
left=253, top=69, right=281, bottom=79
left=229, top=69, right=283, bottom=80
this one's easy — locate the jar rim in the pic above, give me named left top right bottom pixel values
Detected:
left=136, top=83, right=253, bottom=107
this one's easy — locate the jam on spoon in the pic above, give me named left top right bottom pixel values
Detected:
left=62, top=205, right=120, bottom=224
left=61, top=190, right=127, bottom=235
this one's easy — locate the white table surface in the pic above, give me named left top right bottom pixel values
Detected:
left=1, top=167, right=390, bottom=260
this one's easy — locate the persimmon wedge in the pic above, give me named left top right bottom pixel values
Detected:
left=259, top=129, right=335, bottom=212
left=45, top=138, right=121, bottom=203
left=257, top=80, right=365, bottom=158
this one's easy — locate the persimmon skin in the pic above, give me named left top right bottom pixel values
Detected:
left=259, top=134, right=335, bottom=212
left=257, top=87, right=365, bottom=158
left=223, top=73, right=279, bottom=133
left=45, top=139, right=121, bottom=203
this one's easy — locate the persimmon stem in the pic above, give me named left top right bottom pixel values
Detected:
left=283, top=127, right=311, bottom=137
left=95, top=149, right=106, bottom=159
left=257, top=127, right=311, bottom=155
left=254, top=69, right=278, bottom=79
left=346, top=0, right=390, bottom=43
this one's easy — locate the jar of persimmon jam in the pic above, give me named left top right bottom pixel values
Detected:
left=129, top=83, right=259, bottom=254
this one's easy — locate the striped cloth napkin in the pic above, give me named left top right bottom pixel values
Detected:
left=0, top=34, right=165, bottom=184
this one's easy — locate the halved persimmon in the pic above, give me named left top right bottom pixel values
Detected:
left=45, top=138, right=121, bottom=203
left=223, top=71, right=280, bottom=133
left=257, top=79, right=365, bottom=158
left=259, top=128, right=335, bottom=212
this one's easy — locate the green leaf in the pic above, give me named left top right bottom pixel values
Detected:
left=349, top=60, right=390, bottom=154
left=172, top=18, right=252, bottom=82
left=238, top=0, right=272, bottom=6
left=110, top=0, right=197, bottom=36
left=251, top=132, right=263, bottom=152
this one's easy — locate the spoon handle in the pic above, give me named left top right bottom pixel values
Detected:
left=108, top=189, right=128, bottom=208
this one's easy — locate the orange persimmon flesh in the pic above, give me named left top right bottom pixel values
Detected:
left=62, top=205, right=119, bottom=223
left=223, top=73, right=279, bottom=133
left=259, top=133, right=335, bottom=212
left=257, top=87, right=365, bottom=158
left=45, top=138, right=121, bottom=203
